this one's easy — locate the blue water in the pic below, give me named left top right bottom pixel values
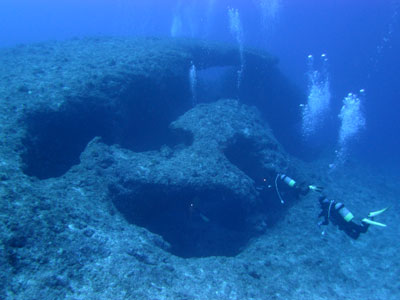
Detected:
left=1, top=0, right=399, bottom=166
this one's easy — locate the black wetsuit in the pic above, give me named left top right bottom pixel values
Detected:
left=318, top=196, right=369, bottom=239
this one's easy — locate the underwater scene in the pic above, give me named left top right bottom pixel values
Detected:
left=0, top=0, right=399, bottom=299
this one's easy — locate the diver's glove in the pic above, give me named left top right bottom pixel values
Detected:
left=308, top=185, right=324, bottom=193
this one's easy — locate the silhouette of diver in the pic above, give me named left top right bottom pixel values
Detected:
left=317, top=196, right=386, bottom=239
left=261, top=173, right=387, bottom=240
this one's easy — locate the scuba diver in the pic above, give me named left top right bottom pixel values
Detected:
left=261, top=173, right=387, bottom=239
left=317, top=196, right=387, bottom=239
left=261, top=173, right=323, bottom=203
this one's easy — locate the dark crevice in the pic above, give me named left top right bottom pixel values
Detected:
left=21, top=76, right=191, bottom=179
left=224, top=135, right=294, bottom=227
left=196, top=66, right=237, bottom=103
left=21, top=101, right=114, bottom=179
left=110, top=184, right=251, bottom=258
left=224, top=135, right=267, bottom=184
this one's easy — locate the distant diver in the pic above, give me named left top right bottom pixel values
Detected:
left=260, top=173, right=387, bottom=240
left=274, top=173, right=323, bottom=202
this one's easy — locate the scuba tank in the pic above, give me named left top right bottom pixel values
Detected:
left=274, top=174, right=297, bottom=204
left=279, top=174, right=296, bottom=188
left=334, top=202, right=354, bottom=222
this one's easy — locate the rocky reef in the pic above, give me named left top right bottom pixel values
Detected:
left=1, top=37, right=397, bottom=300
left=0, top=36, right=302, bottom=298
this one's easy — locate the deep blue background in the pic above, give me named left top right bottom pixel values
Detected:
left=1, top=0, right=399, bottom=167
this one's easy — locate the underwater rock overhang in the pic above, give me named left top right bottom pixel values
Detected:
left=80, top=99, right=290, bottom=257
left=1, top=37, right=296, bottom=257
left=11, top=37, right=281, bottom=179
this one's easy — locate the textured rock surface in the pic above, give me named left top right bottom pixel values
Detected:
left=0, top=37, right=296, bottom=298
left=79, top=99, right=293, bottom=257
left=1, top=37, right=398, bottom=300
left=0, top=37, right=280, bottom=180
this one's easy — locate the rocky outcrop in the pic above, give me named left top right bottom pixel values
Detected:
left=0, top=37, right=305, bottom=299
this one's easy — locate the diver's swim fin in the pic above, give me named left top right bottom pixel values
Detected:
left=368, top=207, right=388, bottom=218
left=362, top=218, right=387, bottom=227
left=309, top=185, right=324, bottom=193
